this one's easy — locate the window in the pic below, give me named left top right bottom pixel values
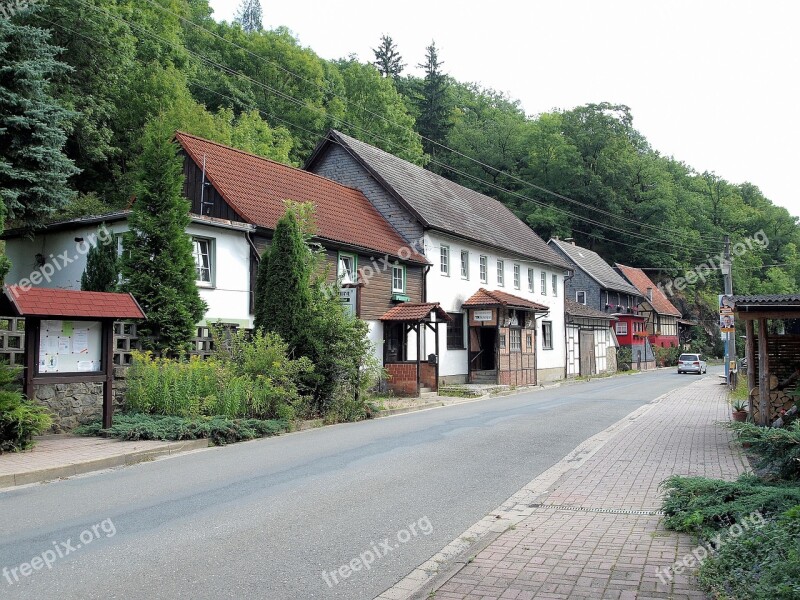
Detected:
left=541, top=272, right=547, bottom=295
left=513, top=264, right=521, bottom=289
left=440, top=245, right=450, bottom=276
left=338, top=252, right=357, bottom=284
left=542, top=321, right=553, bottom=350
left=479, top=255, right=488, bottom=283
left=616, top=321, right=628, bottom=335
left=447, top=313, right=465, bottom=349
left=552, top=274, right=558, bottom=297
left=392, top=265, right=405, bottom=293
left=497, top=259, right=504, bottom=286
left=193, top=238, right=212, bottom=284
left=499, top=334, right=506, bottom=349
left=528, top=268, right=535, bottom=293
left=576, top=291, right=587, bottom=305
left=526, top=333, right=533, bottom=351
left=510, top=328, right=522, bottom=352
left=460, top=250, right=469, bottom=279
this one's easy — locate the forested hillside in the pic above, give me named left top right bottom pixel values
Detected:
left=1, top=0, right=798, bottom=332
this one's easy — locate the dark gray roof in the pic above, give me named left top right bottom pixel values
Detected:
left=729, top=294, right=800, bottom=305
left=311, top=131, right=572, bottom=270
left=565, top=299, right=617, bottom=321
left=549, top=239, right=642, bottom=297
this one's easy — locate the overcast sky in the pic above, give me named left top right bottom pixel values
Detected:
left=209, top=0, right=799, bottom=218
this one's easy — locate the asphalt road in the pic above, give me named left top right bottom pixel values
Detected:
left=0, top=368, right=713, bottom=599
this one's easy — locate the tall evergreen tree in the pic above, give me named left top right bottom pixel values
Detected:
left=121, top=124, right=206, bottom=357
left=372, top=34, right=405, bottom=79
left=0, top=196, right=11, bottom=284
left=234, top=0, right=264, bottom=33
left=415, top=41, right=452, bottom=161
left=0, top=15, right=79, bottom=230
left=258, top=210, right=312, bottom=354
left=80, top=225, right=118, bottom=292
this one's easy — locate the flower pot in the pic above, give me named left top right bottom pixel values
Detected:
left=732, top=410, right=747, bottom=422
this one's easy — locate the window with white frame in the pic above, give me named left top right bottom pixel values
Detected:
left=513, top=264, right=520, bottom=289
left=542, top=321, right=553, bottom=350
left=497, top=259, right=504, bottom=286
left=576, top=290, right=587, bottom=305
left=479, top=255, right=488, bottom=283
left=616, top=321, right=628, bottom=335
left=541, top=272, right=547, bottom=295
left=338, top=253, right=356, bottom=284
left=192, top=237, right=213, bottom=284
left=440, top=245, right=449, bottom=275
left=528, top=268, right=534, bottom=293
left=552, top=274, right=558, bottom=296
left=510, top=328, right=522, bottom=352
left=460, top=250, right=469, bottom=279
left=392, top=265, right=405, bottom=293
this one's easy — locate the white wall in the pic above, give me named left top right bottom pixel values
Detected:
left=5, top=219, right=253, bottom=327
left=421, top=232, right=567, bottom=380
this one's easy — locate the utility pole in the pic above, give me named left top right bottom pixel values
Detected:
left=722, top=235, right=736, bottom=386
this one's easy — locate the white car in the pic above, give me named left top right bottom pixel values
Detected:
left=677, top=353, right=707, bottom=374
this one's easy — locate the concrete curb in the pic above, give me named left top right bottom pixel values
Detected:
left=375, top=382, right=681, bottom=600
left=0, top=438, right=209, bottom=490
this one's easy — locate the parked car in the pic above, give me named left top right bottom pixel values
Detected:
left=677, top=353, right=707, bottom=374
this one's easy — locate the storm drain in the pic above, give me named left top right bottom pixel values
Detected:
left=527, top=503, right=664, bottom=516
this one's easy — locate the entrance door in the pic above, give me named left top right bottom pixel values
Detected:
left=385, top=323, right=406, bottom=362
left=579, top=330, right=596, bottom=376
left=469, top=326, right=497, bottom=380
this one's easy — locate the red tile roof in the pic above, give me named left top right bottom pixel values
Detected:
left=615, top=264, right=681, bottom=317
left=380, top=303, right=452, bottom=322
left=175, top=132, right=427, bottom=264
left=4, top=286, right=146, bottom=319
left=462, top=288, right=549, bottom=311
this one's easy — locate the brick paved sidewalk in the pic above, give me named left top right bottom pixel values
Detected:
left=411, top=376, right=749, bottom=600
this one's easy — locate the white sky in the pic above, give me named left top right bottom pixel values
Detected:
left=209, top=0, right=799, bottom=218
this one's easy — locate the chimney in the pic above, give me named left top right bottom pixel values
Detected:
left=647, top=287, right=653, bottom=301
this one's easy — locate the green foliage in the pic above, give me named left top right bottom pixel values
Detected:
left=120, top=126, right=206, bottom=357
left=81, top=225, right=118, bottom=292
left=234, top=0, right=263, bottom=33
left=75, top=413, right=287, bottom=446
left=729, top=421, right=800, bottom=480
left=655, top=346, right=680, bottom=367
left=372, top=34, right=405, bottom=79
left=0, top=361, right=52, bottom=453
left=0, top=14, right=79, bottom=230
left=616, top=347, right=632, bottom=371
left=661, top=474, right=800, bottom=538
left=414, top=41, right=452, bottom=159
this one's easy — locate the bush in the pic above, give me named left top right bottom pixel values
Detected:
left=728, top=421, right=800, bottom=480
left=0, top=362, right=52, bottom=453
left=617, top=347, right=632, bottom=371
left=75, top=413, right=288, bottom=446
left=655, top=345, right=680, bottom=367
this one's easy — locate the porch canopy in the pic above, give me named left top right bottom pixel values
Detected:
left=462, top=288, right=549, bottom=313
left=380, top=302, right=451, bottom=396
left=730, top=294, right=800, bottom=426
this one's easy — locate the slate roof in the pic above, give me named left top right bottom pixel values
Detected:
left=462, top=288, right=549, bottom=311
left=307, top=130, right=572, bottom=270
left=175, top=132, right=427, bottom=264
left=3, top=286, right=145, bottom=319
left=615, top=264, right=682, bottom=317
left=728, top=295, right=800, bottom=306
left=549, top=239, right=641, bottom=297
left=564, top=299, right=617, bottom=321
left=380, top=302, right=452, bottom=322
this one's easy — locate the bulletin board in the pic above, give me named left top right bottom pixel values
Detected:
left=38, top=319, right=103, bottom=373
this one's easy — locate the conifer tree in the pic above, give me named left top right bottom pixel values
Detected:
left=415, top=41, right=452, bottom=160
left=234, top=0, right=264, bottom=33
left=0, top=15, right=79, bottom=230
left=80, top=225, right=118, bottom=292
left=372, top=35, right=405, bottom=79
left=120, top=124, right=206, bottom=356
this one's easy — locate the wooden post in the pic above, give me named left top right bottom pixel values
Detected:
left=102, top=320, right=114, bottom=429
left=433, top=320, right=440, bottom=392
left=415, top=322, right=421, bottom=395
left=24, top=318, right=38, bottom=401
left=745, top=319, right=756, bottom=419
left=757, top=318, right=770, bottom=426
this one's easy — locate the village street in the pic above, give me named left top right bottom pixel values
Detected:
left=0, top=369, right=711, bottom=600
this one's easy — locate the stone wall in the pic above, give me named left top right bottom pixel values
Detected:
left=34, top=382, right=112, bottom=432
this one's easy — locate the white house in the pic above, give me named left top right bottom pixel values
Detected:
left=306, top=130, right=573, bottom=385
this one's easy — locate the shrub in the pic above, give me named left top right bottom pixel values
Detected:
left=728, top=421, right=800, bottom=480
left=0, top=361, right=52, bottom=452
left=617, top=347, right=632, bottom=371
left=75, top=413, right=288, bottom=446
left=655, top=345, right=680, bottom=367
